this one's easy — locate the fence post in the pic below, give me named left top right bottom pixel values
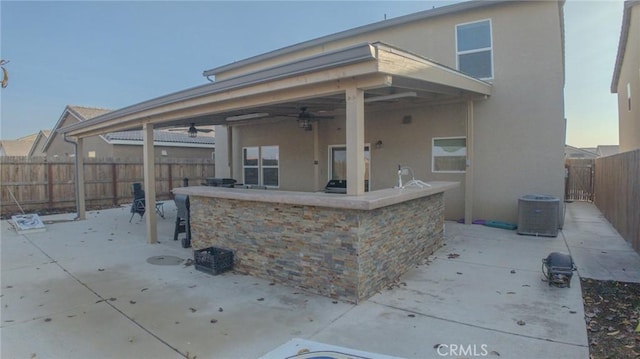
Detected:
left=47, top=161, right=54, bottom=209
left=168, top=162, right=173, bottom=194
left=112, top=163, right=118, bottom=206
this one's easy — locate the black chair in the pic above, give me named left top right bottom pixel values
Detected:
left=174, top=194, right=191, bottom=248
left=129, top=183, right=146, bottom=222
left=129, top=183, right=165, bottom=222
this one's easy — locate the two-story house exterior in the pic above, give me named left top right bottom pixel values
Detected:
left=612, top=0, right=640, bottom=153
left=61, top=0, right=566, bottom=224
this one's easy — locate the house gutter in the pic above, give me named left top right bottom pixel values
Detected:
left=62, top=133, right=82, bottom=220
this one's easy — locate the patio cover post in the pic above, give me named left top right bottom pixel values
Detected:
left=76, top=138, right=86, bottom=220
left=143, top=123, right=158, bottom=244
left=345, top=86, right=365, bottom=196
left=464, top=99, right=474, bottom=225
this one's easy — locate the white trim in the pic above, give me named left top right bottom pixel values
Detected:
left=106, top=140, right=215, bottom=148
left=364, top=92, right=417, bottom=103
left=432, top=136, right=467, bottom=173
left=455, top=19, right=494, bottom=81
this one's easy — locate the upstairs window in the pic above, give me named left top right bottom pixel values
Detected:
left=456, top=19, right=493, bottom=80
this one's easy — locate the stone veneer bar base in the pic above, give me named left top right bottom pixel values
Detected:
left=189, top=192, right=444, bottom=303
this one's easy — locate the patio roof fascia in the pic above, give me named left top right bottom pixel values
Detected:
left=59, top=43, right=379, bottom=138
left=60, top=42, right=492, bottom=139
left=375, top=43, right=492, bottom=96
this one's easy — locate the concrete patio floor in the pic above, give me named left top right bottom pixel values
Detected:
left=2, top=201, right=639, bottom=359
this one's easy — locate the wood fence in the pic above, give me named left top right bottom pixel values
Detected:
left=565, top=158, right=595, bottom=201
left=0, top=157, right=214, bottom=217
left=594, top=149, right=640, bottom=253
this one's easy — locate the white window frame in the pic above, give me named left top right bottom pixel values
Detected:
left=432, top=136, right=467, bottom=173
left=260, top=145, right=280, bottom=188
left=242, top=146, right=279, bottom=188
left=327, top=144, right=371, bottom=189
left=455, top=19, right=494, bottom=80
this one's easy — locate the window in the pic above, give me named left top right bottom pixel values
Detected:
left=161, top=150, right=168, bottom=156
left=432, top=137, right=466, bottom=173
left=243, top=146, right=279, bottom=187
left=456, top=19, right=493, bottom=79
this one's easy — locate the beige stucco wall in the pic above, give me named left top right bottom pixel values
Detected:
left=221, top=0, right=565, bottom=223
left=112, top=145, right=214, bottom=160
left=617, top=4, right=640, bottom=152
left=231, top=102, right=467, bottom=220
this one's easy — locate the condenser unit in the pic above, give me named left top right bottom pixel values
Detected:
left=517, top=195, right=560, bottom=237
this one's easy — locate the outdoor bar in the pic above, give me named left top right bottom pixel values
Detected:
left=173, top=182, right=458, bottom=303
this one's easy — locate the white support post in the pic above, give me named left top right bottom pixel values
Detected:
left=345, top=87, right=365, bottom=195
left=464, top=99, right=474, bottom=225
left=143, top=123, right=158, bottom=243
left=214, top=125, right=231, bottom=178
left=313, top=121, right=320, bottom=191
left=76, top=138, right=86, bottom=220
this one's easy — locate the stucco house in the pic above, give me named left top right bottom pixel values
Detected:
left=0, top=130, right=50, bottom=157
left=565, top=145, right=597, bottom=159
left=60, top=0, right=565, bottom=225
left=612, top=0, right=640, bottom=153
left=44, top=105, right=215, bottom=159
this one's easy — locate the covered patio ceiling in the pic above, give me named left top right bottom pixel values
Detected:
left=60, top=42, right=492, bottom=138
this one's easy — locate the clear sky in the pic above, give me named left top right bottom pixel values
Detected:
left=0, top=0, right=625, bottom=148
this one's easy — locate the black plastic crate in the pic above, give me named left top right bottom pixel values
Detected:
left=194, top=247, right=234, bottom=275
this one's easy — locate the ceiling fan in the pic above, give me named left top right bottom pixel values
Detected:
left=167, top=123, right=214, bottom=138
left=292, top=107, right=334, bottom=131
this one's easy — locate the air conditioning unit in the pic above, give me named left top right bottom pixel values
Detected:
left=517, top=194, right=560, bottom=237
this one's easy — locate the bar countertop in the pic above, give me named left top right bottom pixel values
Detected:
left=173, top=181, right=459, bottom=211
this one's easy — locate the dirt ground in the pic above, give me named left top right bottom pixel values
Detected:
left=581, top=278, right=640, bottom=359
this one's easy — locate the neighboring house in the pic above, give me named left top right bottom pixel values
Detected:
left=44, top=105, right=215, bottom=159
left=564, top=144, right=618, bottom=159
left=565, top=145, right=597, bottom=159
left=612, top=0, right=640, bottom=153
left=28, top=130, right=52, bottom=157
left=595, top=145, right=620, bottom=157
left=60, top=0, right=566, bottom=223
left=0, top=131, right=48, bottom=157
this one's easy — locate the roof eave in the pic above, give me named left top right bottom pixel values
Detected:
left=611, top=0, right=640, bottom=93
left=58, top=43, right=379, bottom=136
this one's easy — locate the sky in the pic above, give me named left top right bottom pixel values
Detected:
left=0, top=0, right=625, bottom=148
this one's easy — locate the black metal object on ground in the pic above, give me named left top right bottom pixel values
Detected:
left=542, top=252, right=576, bottom=287
left=194, top=247, right=234, bottom=275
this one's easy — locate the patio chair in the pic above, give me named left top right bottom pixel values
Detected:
left=129, top=183, right=165, bottom=222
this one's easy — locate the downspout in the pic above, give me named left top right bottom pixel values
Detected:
left=63, top=133, right=81, bottom=220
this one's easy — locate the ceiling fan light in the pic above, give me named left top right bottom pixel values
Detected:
left=188, top=124, right=198, bottom=138
left=297, top=118, right=311, bottom=129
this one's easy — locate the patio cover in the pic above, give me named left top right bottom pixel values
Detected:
left=59, top=42, right=492, bottom=242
